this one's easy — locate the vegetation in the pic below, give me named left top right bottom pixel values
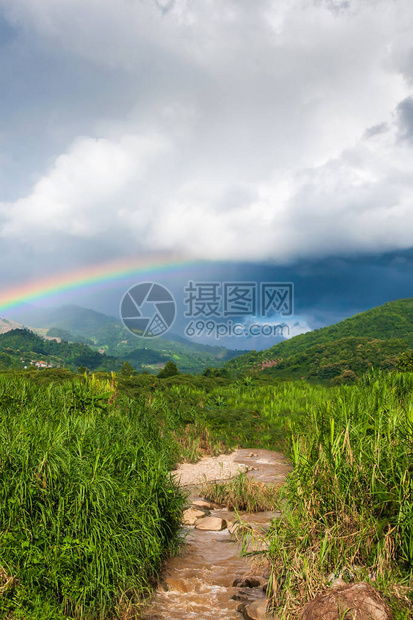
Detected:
left=3, top=298, right=413, bottom=618
left=0, top=365, right=412, bottom=617
left=226, top=298, right=413, bottom=382
left=0, top=329, right=122, bottom=373
left=157, top=360, right=179, bottom=378
left=7, top=304, right=246, bottom=374
left=202, top=471, right=279, bottom=512
left=261, top=370, right=413, bottom=619
left=0, top=374, right=185, bottom=620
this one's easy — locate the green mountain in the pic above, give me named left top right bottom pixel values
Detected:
left=0, top=328, right=122, bottom=372
left=7, top=304, right=114, bottom=339
left=225, top=298, right=413, bottom=382
left=6, top=305, right=246, bottom=374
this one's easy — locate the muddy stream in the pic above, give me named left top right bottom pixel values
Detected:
left=143, top=449, right=291, bottom=620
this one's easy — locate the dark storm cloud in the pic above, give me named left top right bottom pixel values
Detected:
left=397, top=97, right=413, bottom=143
left=68, top=249, right=413, bottom=331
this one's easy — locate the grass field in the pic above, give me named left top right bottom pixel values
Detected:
left=263, top=370, right=413, bottom=618
left=0, top=368, right=412, bottom=618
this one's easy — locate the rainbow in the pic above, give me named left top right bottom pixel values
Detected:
left=0, top=253, right=204, bottom=314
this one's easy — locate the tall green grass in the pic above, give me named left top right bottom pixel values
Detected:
left=264, top=370, right=413, bottom=618
left=0, top=375, right=185, bottom=619
left=0, top=371, right=323, bottom=617
left=127, top=377, right=333, bottom=460
left=202, top=471, right=279, bottom=512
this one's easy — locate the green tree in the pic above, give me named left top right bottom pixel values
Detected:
left=397, top=350, right=413, bottom=371
left=203, top=367, right=230, bottom=378
left=119, top=361, right=137, bottom=376
left=158, top=361, right=179, bottom=378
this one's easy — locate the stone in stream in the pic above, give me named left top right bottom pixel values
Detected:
left=232, top=587, right=266, bottom=606
left=243, top=599, right=274, bottom=620
left=227, top=520, right=240, bottom=535
left=192, top=499, right=216, bottom=509
left=182, top=507, right=208, bottom=525
left=233, top=575, right=268, bottom=589
left=195, top=516, right=227, bottom=531
left=237, top=602, right=249, bottom=614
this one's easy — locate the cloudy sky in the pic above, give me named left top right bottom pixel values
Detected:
left=1, top=0, right=413, bottom=344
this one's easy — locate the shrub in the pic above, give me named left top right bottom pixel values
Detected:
left=0, top=376, right=185, bottom=619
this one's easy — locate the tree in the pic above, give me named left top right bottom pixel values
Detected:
left=119, top=361, right=137, bottom=376
left=158, top=361, right=179, bottom=378
left=397, top=350, right=413, bottom=371
left=203, top=367, right=230, bottom=378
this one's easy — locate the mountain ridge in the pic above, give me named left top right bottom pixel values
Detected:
left=225, top=298, right=413, bottom=382
left=4, top=304, right=246, bottom=374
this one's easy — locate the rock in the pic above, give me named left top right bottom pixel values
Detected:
left=227, top=521, right=240, bottom=535
left=232, top=590, right=262, bottom=603
left=195, top=516, right=227, bottom=531
left=299, top=582, right=391, bottom=620
left=233, top=576, right=268, bottom=589
left=182, top=507, right=208, bottom=525
left=233, top=576, right=245, bottom=587
left=192, top=499, right=215, bottom=509
left=243, top=599, right=273, bottom=620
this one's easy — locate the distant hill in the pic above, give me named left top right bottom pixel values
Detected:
left=6, top=304, right=246, bottom=374
left=7, top=304, right=115, bottom=338
left=0, top=317, right=27, bottom=334
left=0, top=328, right=122, bottom=372
left=225, top=299, right=413, bottom=382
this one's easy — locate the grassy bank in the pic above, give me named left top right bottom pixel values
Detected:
left=264, top=370, right=413, bottom=618
left=0, top=375, right=184, bottom=620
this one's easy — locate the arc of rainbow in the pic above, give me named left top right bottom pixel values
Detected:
left=0, top=254, right=202, bottom=314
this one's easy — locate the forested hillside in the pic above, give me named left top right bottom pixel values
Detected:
left=7, top=305, right=245, bottom=374
left=0, top=329, right=122, bottom=372
left=226, top=299, right=413, bottom=382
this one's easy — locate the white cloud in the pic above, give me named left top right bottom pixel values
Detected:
left=242, top=315, right=312, bottom=339
left=1, top=0, right=413, bottom=268
left=0, top=134, right=168, bottom=247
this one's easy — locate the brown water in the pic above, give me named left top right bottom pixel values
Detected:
left=143, top=449, right=291, bottom=620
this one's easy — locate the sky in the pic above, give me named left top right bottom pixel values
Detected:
left=1, top=0, right=413, bottom=348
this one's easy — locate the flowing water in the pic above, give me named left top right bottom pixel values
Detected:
left=143, top=449, right=291, bottom=620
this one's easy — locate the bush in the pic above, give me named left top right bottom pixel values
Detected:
left=0, top=376, right=185, bottom=619
left=158, top=361, right=179, bottom=378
